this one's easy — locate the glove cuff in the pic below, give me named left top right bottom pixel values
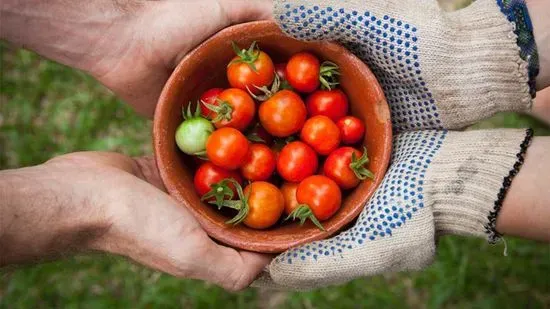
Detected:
left=426, top=129, right=533, bottom=242
left=496, top=0, right=540, bottom=97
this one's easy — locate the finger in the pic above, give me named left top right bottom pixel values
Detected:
left=219, top=0, right=273, bottom=24
left=197, top=242, right=272, bottom=292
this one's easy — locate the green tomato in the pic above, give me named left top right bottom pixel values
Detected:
left=175, top=117, right=214, bottom=155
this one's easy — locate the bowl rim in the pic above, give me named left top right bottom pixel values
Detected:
left=153, top=20, right=392, bottom=253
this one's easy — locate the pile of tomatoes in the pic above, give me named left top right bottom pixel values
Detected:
left=175, top=42, right=374, bottom=230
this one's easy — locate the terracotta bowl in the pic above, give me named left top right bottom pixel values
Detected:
left=153, top=21, right=392, bottom=253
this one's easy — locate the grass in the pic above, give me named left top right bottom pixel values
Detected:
left=1, top=44, right=550, bottom=308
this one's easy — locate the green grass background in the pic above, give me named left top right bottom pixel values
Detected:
left=1, top=6, right=550, bottom=308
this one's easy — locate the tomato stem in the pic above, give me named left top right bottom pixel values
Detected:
left=247, top=74, right=281, bottom=102
left=285, top=205, right=326, bottom=231
left=229, top=41, right=260, bottom=73
left=319, top=61, right=341, bottom=90
left=203, top=99, right=233, bottom=123
left=350, top=147, right=375, bottom=180
left=201, top=179, right=238, bottom=209
left=183, top=101, right=207, bottom=121
left=210, top=179, right=250, bottom=226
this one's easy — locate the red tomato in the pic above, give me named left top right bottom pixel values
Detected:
left=227, top=42, right=275, bottom=94
left=240, top=144, right=277, bottom=181
left=277, top=141, right=318, bottom=182
left=324, top=147, right=373, bottom=190
left=206, top=88, right=255, bottom=131
left=300, top=115, right=341, bottom=155
left=194, top=162, right=243, bottom=201
left=281, top=182, right=300, bottom=216
left=206, top=128, right=249, bottom=170
left=199, top=88, right=223, bottom=119
left=286, top=52, right=320, bottom=93
left=306, top=89, right=349, bottom=122
left=259, top=90, right=307, bottom=137
left=297, top=175, right=342, bottom=221
left=337, top=116, right=366, bottom=145
left=242, top=182, right=285, bottom=229
left=275, top=63, right=287, bottom=80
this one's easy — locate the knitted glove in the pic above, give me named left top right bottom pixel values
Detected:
left=256, top=129, right=533, bottom=290
left=275, top=0, right=540, bottom=132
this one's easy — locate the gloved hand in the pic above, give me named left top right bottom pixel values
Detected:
left=274, top=0, right=539, bottom=132
left=256, top=128, right=533, bottom=290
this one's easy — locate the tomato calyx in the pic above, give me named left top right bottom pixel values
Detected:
left=319, top=61, right=340, bottom=90
left=201, top=179, right=238, bottom=209
left=182, top=101, right=205, bottom=120
left=247, top=74, right=281, bottom=102
left=285, top=205, right=326, bottom=231
left=203, top=99, right=234, bottom=123
left=210, top=179, right=250, bottom=225
left=350, top=147, right=375, bottom=180
left=229, top=41, right=261, bottom=73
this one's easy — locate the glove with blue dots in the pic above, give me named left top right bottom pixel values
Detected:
left=256, top=129, right=532, bottom=290
left=274, top=0, right=539, bottom=133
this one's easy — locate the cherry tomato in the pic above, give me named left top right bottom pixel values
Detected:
left=281, top=182, right=300, bottom=216
left=227, top=42, right=275, bottom=95
left=300, top=115, right=341, bottom=155
left=240, top=144, right=276, bottom=181
left=205, top=88, right=255, bottom=131
left=337, top=116, right=366, bottom=145
left=242, top=182, right=285, bottom=229
left=306, top=89, right=349, bottom=122
left=175, top=105, right=214, bottom=156
left=194, top=162, right=243, bottom=202
left=199, top=88, right=223, bottom=119
left=286, top=52, right=320, bottom=93
left=277, top=141, right=318, bottom=182
left=259, top=90, right=307, bottom=137
left=297, top=175, right=342, bottom=221
left=206, top=128, right=249, bottom=170
left=324, top=147, right=374, bottom=190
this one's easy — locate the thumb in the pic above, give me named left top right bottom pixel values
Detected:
left=192, top=240, right=273, bottom=292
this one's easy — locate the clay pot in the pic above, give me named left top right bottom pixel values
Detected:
left=153, top=21, right=392, bottom=253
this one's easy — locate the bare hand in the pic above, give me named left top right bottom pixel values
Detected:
left=0, top=152, right=271, bottom=291
left=89, top=0, right=273, bottom=117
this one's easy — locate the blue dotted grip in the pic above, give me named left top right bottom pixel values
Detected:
left=279, top=4, right=443, bottom=132
left=277, top=131, right=448, bottom=264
